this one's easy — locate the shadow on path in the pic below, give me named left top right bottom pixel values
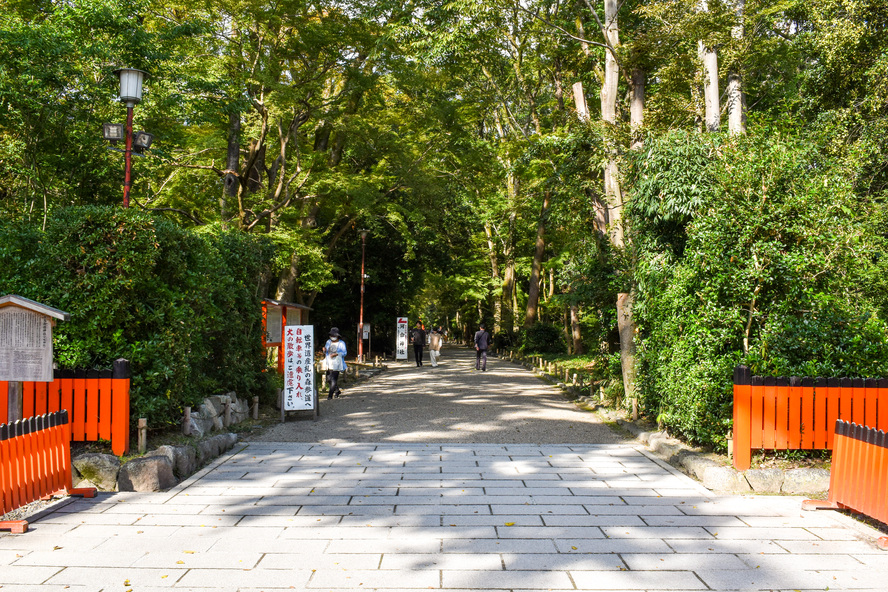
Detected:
left=250, top=346, right=628, bottom=445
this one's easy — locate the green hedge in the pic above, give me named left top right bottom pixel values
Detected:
left=0, top=206, right=277, bottom=428
left=628, top=128, right=888, bottom=449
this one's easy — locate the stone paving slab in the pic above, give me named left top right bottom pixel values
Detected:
left=4, top=440, right=888, bottom=591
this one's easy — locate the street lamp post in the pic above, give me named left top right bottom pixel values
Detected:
left=113, top=68, right=147, bottom=208
left=358, top=230, right=368, bottom=362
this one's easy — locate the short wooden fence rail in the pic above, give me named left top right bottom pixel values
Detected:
left=0, top=359, right=131, bottom=456
left=733, top=365, right=888, bottom=470
left=802, top=420, right=888, bottom=549
left=0, top=410, right=97, bottom=534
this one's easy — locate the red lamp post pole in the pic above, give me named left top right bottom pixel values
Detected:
left=358, top=232, right=366, bottom=362
left=123, top=105, right=134, bottom=208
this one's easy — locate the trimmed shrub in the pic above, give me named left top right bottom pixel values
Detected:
left=0, top=206, right=277, bottom=428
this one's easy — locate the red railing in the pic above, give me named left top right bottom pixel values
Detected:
left=732, top=366, right=888, bottom=470
left=0, top=410, right=96, bottom=534
left=802, top=420, right=888, bottom=549
left=0, top=359, right=131, bottom=456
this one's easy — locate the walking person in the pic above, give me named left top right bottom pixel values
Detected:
left=429, top=326, right=444, bottom=367
left=323, top=327, right=347, bottom=399
left=410, top=321, right=427, bottom=367
left=474, top=323, right=490, bottom=371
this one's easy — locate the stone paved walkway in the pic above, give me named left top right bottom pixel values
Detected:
left=2, top=348, right=887, bottom=591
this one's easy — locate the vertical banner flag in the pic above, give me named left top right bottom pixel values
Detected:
left=396, top=317, right=408, bottom=360
left=284, top=325, right=315, bottom=411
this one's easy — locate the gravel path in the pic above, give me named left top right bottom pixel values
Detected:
left=248, top=346, right=628, bottom=445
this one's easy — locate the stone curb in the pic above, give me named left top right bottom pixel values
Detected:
left=521, top=362, right=833, bottom=496
left=72, top=432, right=239, bottom=493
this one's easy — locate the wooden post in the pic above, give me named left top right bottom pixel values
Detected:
left=632, top=398, right=638, bottom=420
left=252, top=396, right=259, bottom=420
left=572, top=373, right=577, bottom=386
left=7, top=381, right=21, bottom=423
left=137, top=418, right=147, bottom=454
left=183, top=407, right=191, bottom=436
left=223, top=397, right=231, bottom=427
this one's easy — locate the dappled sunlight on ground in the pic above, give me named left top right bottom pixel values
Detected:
left=250, top=346, right=624, bottom=445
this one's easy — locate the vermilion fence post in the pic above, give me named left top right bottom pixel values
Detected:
left=820, top=378, right=837, bottom=449
left=750, top=375, right=764, bottom=450
left=864, top=378, right=878, bottom=429
left=733, top=366, right=752, bottom=471
left=22, top=382, right=35, bottom=419
left=85, top=370, right=100, bottom=441
left=111, top=359, right=131, bottom=456
left=59, top=370, right=73, bottom=421
left=775, top=377, right=790, bottom=449
left=788, top=376, right=802, bottom=449
left=99, top=370, right=113, bottom=442
left=851, top=378, right=865, bottom=426
left=762, top=376, right=777, bottom=449
left=72, top=370, right=86, bottom=442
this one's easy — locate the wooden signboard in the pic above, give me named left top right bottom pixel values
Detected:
left=0, top=295, right=69, bottom=382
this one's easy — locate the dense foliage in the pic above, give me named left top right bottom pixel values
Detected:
left=0, top=206, right=276, bottom=427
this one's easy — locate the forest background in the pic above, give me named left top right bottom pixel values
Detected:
left=1, top=0, right=887, bottom=449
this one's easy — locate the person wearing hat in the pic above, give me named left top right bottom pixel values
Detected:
left=473, top=323, right=490, bottom=371
left=323, top=327, right=347, bottom=399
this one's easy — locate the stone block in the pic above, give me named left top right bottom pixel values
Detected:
left=702, top=466, right=752, bottom=493
left=149, top=444, right=197, bottom=479
left=72, top=453, right=120, bottom=491
left=118, top=456, right=177, bottom=492
left=679, top=455, right=721, bottom=481
left=782, top=468, right=831, bottom=494
left=198, top=438, right=220, bottom=465
left=744, top=468, right=784, bottom=493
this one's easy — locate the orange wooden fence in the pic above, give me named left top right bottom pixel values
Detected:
left=0, top=359, right=130, bottom=456
left=0, top=410, right=96, bottom=534
left=802, top=420, right=888, bottom=549
left=733, top=365, right=888, bottom=470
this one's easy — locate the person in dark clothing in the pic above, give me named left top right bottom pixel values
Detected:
left=410, top=322, right=427, bottom=367
left=473, top=324, right=491, bottom=371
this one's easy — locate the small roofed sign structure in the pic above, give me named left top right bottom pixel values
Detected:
left=0, top=295, right=69, bottom=383
left=262, top=299, right=311, bottom=375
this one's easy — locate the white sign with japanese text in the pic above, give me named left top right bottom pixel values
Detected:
left=0, top=307, right=53, bottom=382
left=283, top=325, right=315, bottom=411
left=396, top=317, right=408, bottom=360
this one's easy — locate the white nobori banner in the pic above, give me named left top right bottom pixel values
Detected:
left=283, top=325, right=315, bottom=411
left=396, top=317, right=408, bottom=360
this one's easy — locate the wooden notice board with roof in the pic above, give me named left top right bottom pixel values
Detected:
left=0, top=295, right=70, bottom=422
left=261, top=299, right=311, bottom=374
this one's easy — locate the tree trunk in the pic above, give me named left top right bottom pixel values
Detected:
left=572, top=81, right=590, bottom=122
left=275, top=251, right=298, bottom=302
left=601, top=0, right=624, bottom=248
left=698, top=40, right=720, bottom=132
left=485, top=223, right=503, bottom=334
left=630, top=68, right=645, bottom=149
left=727, top=0, right=747, bottom=135
left=570, top=302, right=583, bottom=355
left=222, top=111, right=240, bottom=224
left=601, top=0, right=637, bottom=402
left=727, top=74, right=746, bottom=135
left=524, top=193, right=550, bottom=328
left=617, top=292, right=637, bottom=400
left=563, top=307, right=572, bottom=354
